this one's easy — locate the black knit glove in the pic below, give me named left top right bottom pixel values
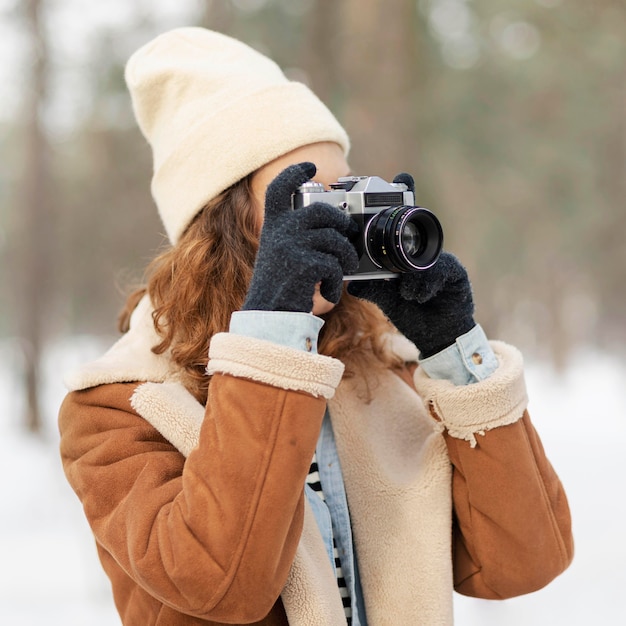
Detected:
left=347, top=252, right=476, bottom=357
left=243, top=162, right=359, bottom=313
left=347, top=173, right=475, bottom=358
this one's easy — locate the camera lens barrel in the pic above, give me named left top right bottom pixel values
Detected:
left=365, top=206, right=443, bottom=272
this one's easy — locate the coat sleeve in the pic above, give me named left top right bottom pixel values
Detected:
left=445, top=410, right=573, bottom=598
left=413, top=340, right=573, bottom=599
left=59, top=343, right=337, bottom=623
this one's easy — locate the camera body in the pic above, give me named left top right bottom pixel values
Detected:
left=292, top=175, right=444, bottom=280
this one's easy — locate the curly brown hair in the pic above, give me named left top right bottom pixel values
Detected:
left=119, top=175, right=403, bottom=403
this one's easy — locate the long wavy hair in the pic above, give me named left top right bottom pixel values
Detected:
left=119, top=175, right=403, bottom=403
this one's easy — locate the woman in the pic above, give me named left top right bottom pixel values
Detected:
left=59, top=27, right=573, bottom=626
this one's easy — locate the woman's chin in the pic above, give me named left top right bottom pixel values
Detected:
left=311, top=293, right=336, bottom=317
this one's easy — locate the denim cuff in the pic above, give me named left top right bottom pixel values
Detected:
left=229, top=310, right=325, bottom=353
left=419, top=324, right=498, bottom=386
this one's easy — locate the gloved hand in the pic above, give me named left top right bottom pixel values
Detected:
left=243, top=162, right=359, bottom=313
left=347, top=172, right=475, bottom=358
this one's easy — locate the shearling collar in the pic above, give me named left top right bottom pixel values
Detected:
left=64, top=295, right=173, bottom=391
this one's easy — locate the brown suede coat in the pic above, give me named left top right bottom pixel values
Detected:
left=59, top=301, right=573, bottom=625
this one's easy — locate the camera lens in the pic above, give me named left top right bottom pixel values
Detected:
left=365, top=206, right=443, bottom=272
left=400, top=221, right=423, bottom=258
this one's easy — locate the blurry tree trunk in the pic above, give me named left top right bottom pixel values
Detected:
left=300, top=0, right=343, bottom=106
left=336, top=0, right=421, bottom=177
left=18, top=0, right=52, bottom=434
left=596, top=69, right=626, bottom=347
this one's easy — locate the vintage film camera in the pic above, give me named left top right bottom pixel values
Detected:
left=292, top=175, right=443, bottom=280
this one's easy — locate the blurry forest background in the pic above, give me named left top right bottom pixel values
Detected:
left=1, top=0, right=625, bottom=433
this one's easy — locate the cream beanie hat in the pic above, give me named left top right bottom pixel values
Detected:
left=125, top=27, right=350, bottom=244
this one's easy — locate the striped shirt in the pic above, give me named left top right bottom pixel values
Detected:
left=306, top=453, right=352, bottom=624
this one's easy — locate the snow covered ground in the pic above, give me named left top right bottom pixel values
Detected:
left=1, top=337, right=625, bottom=625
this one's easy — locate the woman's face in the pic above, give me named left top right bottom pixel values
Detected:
left=251, top=142, right=351, bottom=316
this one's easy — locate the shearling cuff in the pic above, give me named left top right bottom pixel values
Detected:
left=207, top=332, right=345, bottom=399
left=413, top=340, right=528, bottom=447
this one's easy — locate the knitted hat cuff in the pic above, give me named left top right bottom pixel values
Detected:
left=152, top=82, right=349, bottom=244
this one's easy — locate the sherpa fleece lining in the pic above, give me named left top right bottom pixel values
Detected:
left=414, top=340, right=528, bottom=446
left=131, top=381, right=205, bottom=458
left=207, top=332, right=345, bottom=399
